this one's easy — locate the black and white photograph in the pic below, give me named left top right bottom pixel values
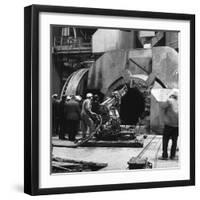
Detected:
left=51, top=26, right=180, bottom=173
left=0, top=0, right=198, bottom=198
left=23, top=4, right=195, bottom=195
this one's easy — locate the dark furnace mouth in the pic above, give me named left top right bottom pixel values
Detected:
left=120, top=87, right=145, bottom=125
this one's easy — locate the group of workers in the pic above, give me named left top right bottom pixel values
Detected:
left=52, top=93, right=100, bottom=142
left=52, top=88, right=179, bottom=160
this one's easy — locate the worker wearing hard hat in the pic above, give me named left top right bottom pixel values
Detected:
left=160, top=89, right=179, bottom=160
left=81, top=93, right=97, bottom=138
left=64, top=95, right=81, bottom=141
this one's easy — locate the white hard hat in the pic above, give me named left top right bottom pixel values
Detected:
left=66, top=95, right=71, bottom=100
left=75, top=95, right=82, bottom=101
left=52, top=94, right=58, bottom=98
left=86, top=93, right=93, bottom=98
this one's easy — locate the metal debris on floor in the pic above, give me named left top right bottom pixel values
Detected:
left=52, top=157, right=108, bottom=173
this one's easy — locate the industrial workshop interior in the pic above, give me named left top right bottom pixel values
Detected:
left=51, top=26, right=179, bottom=173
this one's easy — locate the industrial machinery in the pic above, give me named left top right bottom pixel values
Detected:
left=76, top=85, right=132, bottom=146
left=95, top=85, right=128, bottom=140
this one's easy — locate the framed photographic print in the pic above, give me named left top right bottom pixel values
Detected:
left=24, top=4, right=195, bottom=195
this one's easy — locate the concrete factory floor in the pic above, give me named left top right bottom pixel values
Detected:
left=52, top=135, right=179, bottom=171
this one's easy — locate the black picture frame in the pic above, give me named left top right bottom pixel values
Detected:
left=24, top=4, right=195, bottom=196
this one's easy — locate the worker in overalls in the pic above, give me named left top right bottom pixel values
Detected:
left=81, top=93, right=97, bottom=138
left=160, top=89, right=179, bottom=160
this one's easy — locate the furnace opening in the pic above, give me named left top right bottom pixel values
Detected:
left=120, top=87, right=145, bottom=125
